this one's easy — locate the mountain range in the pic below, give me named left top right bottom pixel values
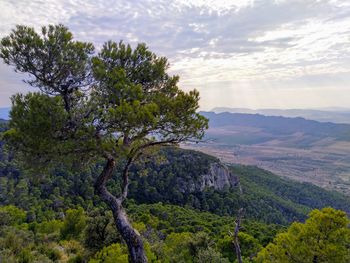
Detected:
left=3, top=106, right=350, bottom=124
left=212, top=107, right=350, bottom=124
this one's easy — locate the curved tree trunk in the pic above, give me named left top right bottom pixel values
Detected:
left=94, top=158, right=148, bottom=263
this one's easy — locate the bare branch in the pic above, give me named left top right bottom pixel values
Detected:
left=229, top=208, right=245, bottom=263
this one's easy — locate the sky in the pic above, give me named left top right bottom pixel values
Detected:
left=1, top=0, right=350, bottom=110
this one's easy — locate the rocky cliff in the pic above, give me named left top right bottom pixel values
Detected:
left=176, top=160, right=240, bottom=193
left=200, top=162, right=240, bottom=190
left=129, top=147, right=241, bottom=205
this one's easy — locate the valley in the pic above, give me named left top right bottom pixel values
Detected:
left=184, top=112, right=350, bottom=195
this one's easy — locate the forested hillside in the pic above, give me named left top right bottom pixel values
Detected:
left=1, top=132, right=349, bottom=261
left=1, top=135, right=349, bottom=225
left=128, top=147, right=350, bottom=224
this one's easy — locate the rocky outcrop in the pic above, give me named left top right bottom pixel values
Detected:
left=200, top=162, right=239, bottom=190
left=177, top=161, right=240, bottom=193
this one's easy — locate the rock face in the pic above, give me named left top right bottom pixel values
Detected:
left=200, top=162, right=239, bottom=191
left=129, top=147, right=241, bottom=195
left=177, top=161, right=240, bottom=193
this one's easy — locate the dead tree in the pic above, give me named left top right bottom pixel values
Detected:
left=229, top=208, right=244, bottom=263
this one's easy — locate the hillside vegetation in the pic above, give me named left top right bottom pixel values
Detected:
left=1, top=139, right=349, bottom=224
left=1, top=140, right=349, bottom=261
left=128, top=148, right=350, bottom=224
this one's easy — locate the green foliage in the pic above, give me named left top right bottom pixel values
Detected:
left=46, top=247, right=62, bottom=261
left=17, top=248, right=35, bottom=263
left=61, top=240, right=86, bottom=261
left=0, top=218, right=85, bottom=262
left=0, top=227, right=31, bottom=252
left=157, top=231, right=228, bottom=262
left=0, top=205, right=26, bottom=226
left=129, top=203, right=281, bottom=262
left=0, top=24, right=208, bottom=171
left=128, top=203, right=281, bottom=246
left=68, top=254, right=84, bottom=263
left=0, top=202, right=348, bottom=262
left=0, top=24, right=94, bottom=95
left=4, top=140, right=344, bottom=226
left=35, top=219, right=63, bottom=234
left=161, top=232, right=195, bottom=262
left=218, top=232, right=262, bottom=261
left=60, top=207, right=87, bottom=240
left=89, top=241, right=157, bottom=263
left=255, top=207, right=350, bottom=263
left=128, top=148, right=350, bottom=224
left=1, top=23, right=208, bottom=260
left=89, top=243, right=129, bottom=263
left=4, top=93, right=74, bottom=164
left=233, top=165, right=350, bottom=216
left=84, top=209, right=120, bottom=251
left=237, top=232, right=262, bottom=258
left=195, top=247, right=229, bottom=263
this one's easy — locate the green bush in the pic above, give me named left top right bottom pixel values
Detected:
left=89, top=243, right=128, bottom=263
left=0, top=205, right=26, bottom=226
left=60, top=207, right=86, bottom=240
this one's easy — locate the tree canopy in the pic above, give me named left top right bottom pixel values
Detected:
left=1, top=25, right=207, bottom=166
left=0, top=24, right=208, bottom=262
left=255, top=207, right=350, bottom=263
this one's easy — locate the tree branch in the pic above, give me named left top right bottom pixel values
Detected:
left=120, top=156, right=133, bottom=201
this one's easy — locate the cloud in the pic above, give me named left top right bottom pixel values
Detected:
left=0, top=0, right=350, bottom=109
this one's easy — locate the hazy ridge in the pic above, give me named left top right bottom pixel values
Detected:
left=212, top=107, right=350, bottom=124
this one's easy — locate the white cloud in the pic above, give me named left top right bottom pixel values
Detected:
left=174, top=0, right=254, bottom=12
left=0, top=0, right=350, bottom=110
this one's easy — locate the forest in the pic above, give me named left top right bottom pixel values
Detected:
left=0, top=128, right=349, bottom=262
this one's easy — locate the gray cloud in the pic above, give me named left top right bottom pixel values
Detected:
left=60, top=0, right=340, bottom=56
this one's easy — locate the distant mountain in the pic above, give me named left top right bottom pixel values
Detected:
left=212, top=107, right=350, bottom=124
left=316, top=107, right=350, bottom=112
left=201, top=111, right=350, bottom=144
left=0, top=107, right=10, bottom=120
